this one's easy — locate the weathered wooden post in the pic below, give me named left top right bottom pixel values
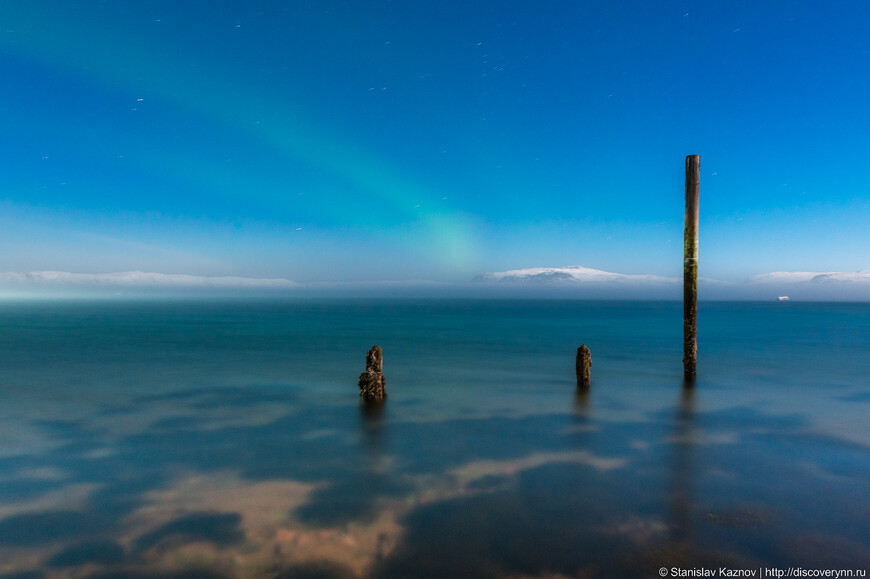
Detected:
left=576, top=344, right=591, bottom=390
left=683, top=155, right=700, bottom=381
left=358, top=345, right=387, bottom=400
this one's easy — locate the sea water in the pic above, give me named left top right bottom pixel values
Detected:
left=0, top=300, right=868, bottom=578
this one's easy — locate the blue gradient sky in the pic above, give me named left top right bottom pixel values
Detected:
left=2, top=1, right=868, bottom=283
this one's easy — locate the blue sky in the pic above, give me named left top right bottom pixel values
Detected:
left=1, top=0, right=868, bottom=284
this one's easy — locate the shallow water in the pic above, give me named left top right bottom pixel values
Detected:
left=0, top=300, right=868, bottom=578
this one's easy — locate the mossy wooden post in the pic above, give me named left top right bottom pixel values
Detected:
left=576, top=344, right=591, bottom=390
left=358, top=345, right=387, bottom=400
left=683, top=155, right=700, bottom=381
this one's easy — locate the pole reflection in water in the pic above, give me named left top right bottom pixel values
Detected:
left=572, top=388, right=596, bottom=442
left=359, top=398, right=389, bottom=467
left=574, top=389, right=591, bottom=420
left=670, top=384, right=696, bottom=544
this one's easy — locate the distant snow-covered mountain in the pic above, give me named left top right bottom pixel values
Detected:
left=472, top=266, right=677, bottom=285
left=3, top=268, right=867, bottom=300
left=749, top=270, right=870, bottom=285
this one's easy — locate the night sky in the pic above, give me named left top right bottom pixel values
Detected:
left=2, top=1, right=869, bottom=284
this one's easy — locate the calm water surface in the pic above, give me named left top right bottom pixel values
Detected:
left=0, top=300, right=868, bottom=578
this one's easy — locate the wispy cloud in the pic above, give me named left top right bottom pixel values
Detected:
left=0, top=271, right=299, bottom=288
left=749, top=270, right=870, bottom=284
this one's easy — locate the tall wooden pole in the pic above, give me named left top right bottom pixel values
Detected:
left=683, top=155, right=700, bottom=381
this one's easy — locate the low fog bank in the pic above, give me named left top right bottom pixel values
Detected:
left=1, top=269, right=868, bottom=301
left=2, top=281, right=869, bottom=302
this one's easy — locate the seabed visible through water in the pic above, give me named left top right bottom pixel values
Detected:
left=0, top=299, right=868, bottom=578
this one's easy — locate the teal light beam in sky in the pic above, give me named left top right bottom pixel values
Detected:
left=0, top=2, right=482, bottom=273
left=2, top=0, right=870, bottom=284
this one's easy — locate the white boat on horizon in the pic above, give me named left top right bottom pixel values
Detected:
left=777, top=296, right=790, bottom=302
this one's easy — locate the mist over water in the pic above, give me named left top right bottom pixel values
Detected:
left=0, top=300, right=868, bottom=577
left=3, top=273, right=869, bottom=301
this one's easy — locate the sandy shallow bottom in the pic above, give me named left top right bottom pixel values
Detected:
left=0, top=300, right=868, bottom=577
